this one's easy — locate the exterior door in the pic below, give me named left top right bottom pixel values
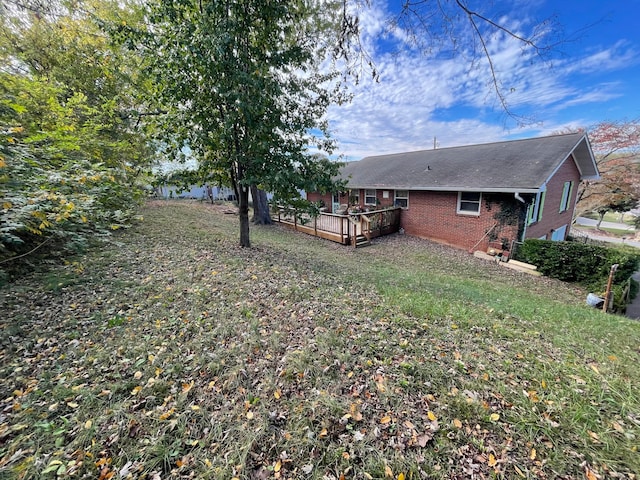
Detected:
left=332, top=193, right=340, bottom=213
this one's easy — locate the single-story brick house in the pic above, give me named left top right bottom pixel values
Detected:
left=307, top=132, right=599, bottom=252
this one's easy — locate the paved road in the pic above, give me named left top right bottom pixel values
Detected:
left=575, top=231, right=640, bottom=248
left=574, top=216, right=635, bottom=231
left=573, top=217, right=640, bottom=248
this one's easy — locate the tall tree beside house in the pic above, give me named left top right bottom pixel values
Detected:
left=250, top=186, right=272, bottom=225
left=575, top=120, right=640, bottom=228
left=126, top=0, right=346, bottom=247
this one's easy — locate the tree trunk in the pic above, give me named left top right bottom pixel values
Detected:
left=596, top=210, right=606, bottom=230
left=238, top=185, right=251, bottom=247
left=251, top=185, right=272, bottom=225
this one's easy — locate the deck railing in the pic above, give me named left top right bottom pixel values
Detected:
left=275, top=206, right=402, bottom=245
left=362, top=207, right=402, bottom=238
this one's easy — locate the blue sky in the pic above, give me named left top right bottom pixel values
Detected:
left=327, top=0, right=640, bottom=160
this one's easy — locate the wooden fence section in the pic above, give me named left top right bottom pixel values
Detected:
left=275, top=207, right=402, bottom=246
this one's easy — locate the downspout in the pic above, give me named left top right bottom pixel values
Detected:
left=514, top=192, right=528, bottom=241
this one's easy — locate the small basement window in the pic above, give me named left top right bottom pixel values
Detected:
left=457, top=191, right=481, bottom=215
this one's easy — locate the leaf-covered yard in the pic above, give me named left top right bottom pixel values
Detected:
left=1, top=201, right=639, bottom=479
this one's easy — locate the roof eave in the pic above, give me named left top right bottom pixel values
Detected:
left=345, top=184, right=541, bottom=194
left=571, top=134, right=600, bottom=179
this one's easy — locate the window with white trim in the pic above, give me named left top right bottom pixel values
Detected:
left=394, top=190, right=409, bottom=208
left=559, top=181, right=573, bottom=212
left=527, top=189, right=546, bottom=225
left=365, top=189, right=377, bottom=205
left=349, top=189, right=359, bottom=205
left=457, top=191, right=481, bottom=215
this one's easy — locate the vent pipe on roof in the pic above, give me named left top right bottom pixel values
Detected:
left=514, top=192, right=525, bottom=203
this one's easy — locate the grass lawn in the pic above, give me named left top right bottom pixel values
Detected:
left=1, top=200, right=639, bottom=479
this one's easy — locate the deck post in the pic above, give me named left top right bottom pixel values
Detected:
left=353, top=221, right=356, bottom=247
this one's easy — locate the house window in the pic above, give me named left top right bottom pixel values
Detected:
left=394, top=190, right=409, bottom=208
left=457, top=191, right=481, bottom=215
left=349, top=189, right=359, bottom=205
left=559, top=181, right=573, bottom=212
left=365, top=189, right=377, bottom=206
left=527, top=189, right=546, bottom=225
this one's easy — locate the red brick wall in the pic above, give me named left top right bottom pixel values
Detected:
left=525, top=156, right=581, bottom=240
left=361, top=189, right=396, bottom=209
left=308, top=189, right=399, bottom=212
left=305, top=192, right=350, bottom=213
left=306, top=156, right=580, bottom=247
left=306, top=192, right=332, bottom=209
left=400, top=191, right=520, bottom=251
left=311, top=189, right=397, bottom=212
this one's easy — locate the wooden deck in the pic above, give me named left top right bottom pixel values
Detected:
left=274, top=207, right=402, bottom=247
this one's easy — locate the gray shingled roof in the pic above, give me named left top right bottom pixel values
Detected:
left=341, top=133, right=599, bottom=193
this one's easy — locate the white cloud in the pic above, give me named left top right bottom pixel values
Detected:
left=327, top=1, right=637, bottom=159
left=562, top=41, right=638, bottom=74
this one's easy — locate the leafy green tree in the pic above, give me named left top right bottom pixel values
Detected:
left=129, top=0, right=346, bottom=247
left=0, top=0, right=153, bottom=273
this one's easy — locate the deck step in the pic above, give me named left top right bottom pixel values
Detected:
left=355, top=235, right=371, bottom=248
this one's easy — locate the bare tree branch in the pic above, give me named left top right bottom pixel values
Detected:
left=336, top=0, right=563, bottom=122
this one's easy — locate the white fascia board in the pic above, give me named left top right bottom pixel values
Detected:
left=345, top=185, right=540, bottom=194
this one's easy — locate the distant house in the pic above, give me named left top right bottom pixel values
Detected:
left=156, top=185, right=237, bottom=201
left=307, top=133, right=599, bottom=252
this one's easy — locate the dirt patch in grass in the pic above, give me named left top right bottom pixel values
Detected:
left=1, top=200, right=638, bottom=479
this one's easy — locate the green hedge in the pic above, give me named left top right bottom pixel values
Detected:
left=516, top=239, right=640, bottom=308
